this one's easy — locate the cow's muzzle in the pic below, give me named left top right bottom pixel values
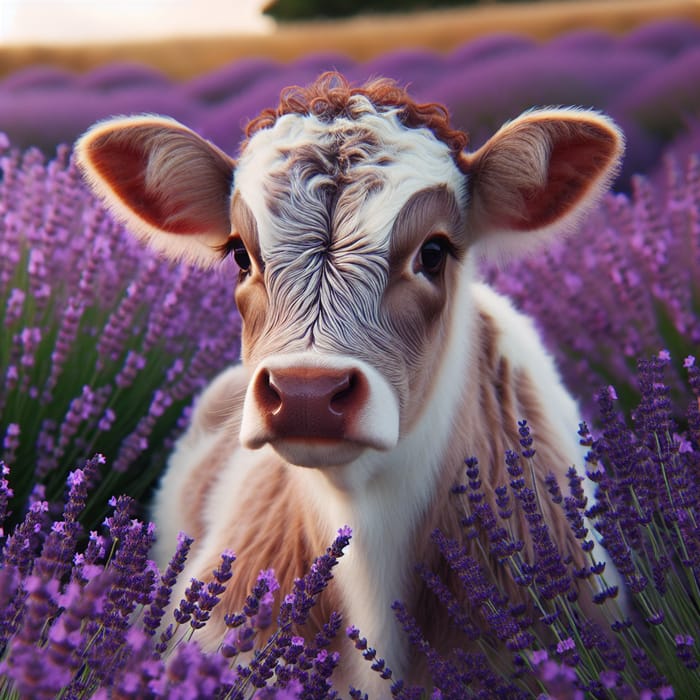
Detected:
left=240, top=353, right=399, bottom=467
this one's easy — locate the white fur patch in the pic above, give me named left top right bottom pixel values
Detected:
left=234, top=103, right=466, bottom=259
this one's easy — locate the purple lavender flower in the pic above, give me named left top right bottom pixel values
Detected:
left=674, top=635, right=698, bottom=671
left=2, top=423, right=20, bottom=466
left=390, top=602, right=462, bottom=699
left=143, top=531, right=194, bottom=641
left=153, top=639, right=238, bottom=698
left=431, top=530, right=500, bottom=610
left=4, top=287, right=25, bottom=327
left=30, top=456, right=99, bottom=583
left=241, top=567, right=279, bottom=631
left=279, top=526, right=352, bottom=629
left=2, top=498, right=51, bottom=576
left=530, top=649, right=584, bottom=700
left=180, top=549, right=237, bottom=631
left=415, top=563, right=481, bottom=642
left=0, top=461, right=13, bottom=536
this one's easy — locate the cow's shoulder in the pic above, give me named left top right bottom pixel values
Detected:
left=151, top=364, right=249, bottom=565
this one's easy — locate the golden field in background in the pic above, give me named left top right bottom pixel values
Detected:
left=0, top=0, right=699, bottom=80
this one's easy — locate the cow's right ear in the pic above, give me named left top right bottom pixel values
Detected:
left=75, top=116, right=235, bottom=267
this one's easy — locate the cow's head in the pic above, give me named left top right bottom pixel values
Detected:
left=76, top=74, right=623, bottom=469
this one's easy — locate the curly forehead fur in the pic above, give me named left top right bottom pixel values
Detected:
left=231, top=74, right=469, bottom=378
left=243, top=72, right=469, bottom=164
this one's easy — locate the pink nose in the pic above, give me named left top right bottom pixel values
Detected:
left=252, top=366, right=368, bottom=441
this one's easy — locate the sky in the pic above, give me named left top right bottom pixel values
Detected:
left=0, top=0, right=274, bottom=44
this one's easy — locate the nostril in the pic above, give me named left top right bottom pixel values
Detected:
left=257, top=369, right=283, bottom=414
left=329, top=371, right=359, bottom=414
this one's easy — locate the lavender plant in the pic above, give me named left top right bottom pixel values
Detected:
left=0, top=137, right=242, bottom=527
left=0, top=452, right=353, bottom=699
left=371, top=353, right=699, bottom=700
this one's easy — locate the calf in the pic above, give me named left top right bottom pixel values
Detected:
left=76, top=73, right=624, bottom=695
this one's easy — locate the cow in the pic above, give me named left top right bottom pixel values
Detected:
left=75, top=72, right=624, bottom=696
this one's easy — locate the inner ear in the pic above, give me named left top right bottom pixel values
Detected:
left=514, top=122, right=620, bottom=231
left=88, top=134, right=170, bottom=230
left=463, top=110, right=624, bottom=242
left=76, top=116, right=235, bottom=266
left=83, top=120, right=233, bottom=235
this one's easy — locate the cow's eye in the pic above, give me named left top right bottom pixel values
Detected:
left=231, top=237, right=251, bottom=273
left=417, top=236, right=450, bottom=277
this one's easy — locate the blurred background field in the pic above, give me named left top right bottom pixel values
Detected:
left=1, top=0, right=699, bottom=76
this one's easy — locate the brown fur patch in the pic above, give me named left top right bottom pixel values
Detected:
left=381, top=186, right=465, bottom=429
left=191, top=461, right=341, bottom=650
left=388, top=185, right=466, bottom=266
left=231, top=196, right=272, bottom=359
left=227, top=193, right=263, bottom=267
left=235, top=276, right=270, bottom=362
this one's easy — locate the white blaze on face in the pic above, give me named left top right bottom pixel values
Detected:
left=232, top=98, right=467, bottom=465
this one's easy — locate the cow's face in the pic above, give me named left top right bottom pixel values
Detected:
left=231, top=103, right=467, bottom=466
left=75, top=75, right=624, bottom=470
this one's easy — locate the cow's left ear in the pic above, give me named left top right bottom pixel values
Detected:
left=460, top=108, right=624, bottom=259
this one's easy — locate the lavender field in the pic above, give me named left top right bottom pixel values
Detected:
left=1, top=17, right=700, bottom=700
